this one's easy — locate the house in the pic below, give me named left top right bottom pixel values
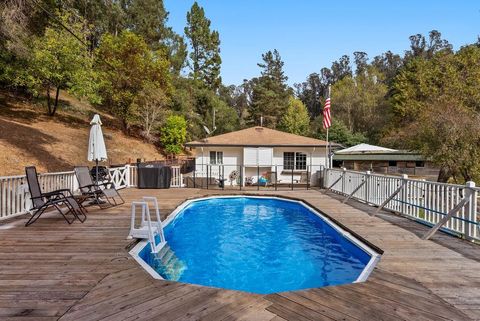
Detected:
left=185, top=126, right=334, bottom=186
left=333, top=143, right=440, bottom=180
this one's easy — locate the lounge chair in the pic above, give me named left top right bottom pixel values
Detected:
left=74, top=166, right=125, bottom=207
left=25, top=166, right=86, bottom=226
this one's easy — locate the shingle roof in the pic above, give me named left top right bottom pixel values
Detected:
left=185, top=126, right=333, bottom=147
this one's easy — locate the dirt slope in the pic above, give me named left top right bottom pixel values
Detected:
left=0, top=90, right=164, bottom=176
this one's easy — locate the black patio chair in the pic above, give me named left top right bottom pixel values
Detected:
left=25, top=166, right=87, bottom=226
left=74, top=166, right=125, bottom=207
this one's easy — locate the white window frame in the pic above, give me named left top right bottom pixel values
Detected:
left=209, top=151, right=223, bottom=165
left=283, top=152, right=308, bottom=171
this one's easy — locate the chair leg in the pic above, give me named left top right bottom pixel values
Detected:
left=116, top=193, right=125, bottom=205
left=75, top=208, right=87, bottom=223
left=25, top=207, right=46, bottom=227
left=54, top=203, right=76, bottom=224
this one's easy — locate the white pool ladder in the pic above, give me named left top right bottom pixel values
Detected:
left=128, top=197, right=166, bottom=253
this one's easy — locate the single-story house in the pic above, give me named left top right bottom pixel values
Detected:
left=333, top=143, right=440, bottom=180
left=185, top=126, right=335, bottom=186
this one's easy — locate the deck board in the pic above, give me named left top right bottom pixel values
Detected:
left=0, top=188, right=478, bottom=320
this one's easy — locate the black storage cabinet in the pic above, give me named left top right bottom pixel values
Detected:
left=137, top=163, right=172, bottom=189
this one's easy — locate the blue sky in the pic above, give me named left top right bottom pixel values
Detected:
left=164, top=0, right=480, bottom=86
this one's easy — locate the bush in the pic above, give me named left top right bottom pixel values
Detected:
left=160, top=115, right=187, bottom=155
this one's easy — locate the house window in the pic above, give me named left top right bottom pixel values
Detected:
left=295, top=153, right=307, bottom=170
left=388, top=161, right=397, bottom=167
left=210, top=151, right=223, bottom=164
left=284, top=152, right=295, bottom=170
left=283, top=152, right=307, bottom=170
left=415, top=161, right=425, bottom=167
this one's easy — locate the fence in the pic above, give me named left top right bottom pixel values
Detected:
left=186, top=164, right=326, bottom=190
left=0, top=165, right=182, bottom=220
left=324, top=168, right=480, bottom=241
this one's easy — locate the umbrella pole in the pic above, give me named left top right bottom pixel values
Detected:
left=95, top=159, right=99, bottom=185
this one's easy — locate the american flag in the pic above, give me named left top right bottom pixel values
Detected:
left=322, top=95, right=332, bottom=129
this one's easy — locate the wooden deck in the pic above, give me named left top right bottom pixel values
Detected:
left=0, top=188, right=479, bottom=321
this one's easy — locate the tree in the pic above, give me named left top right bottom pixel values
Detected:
left=160, top=115, right=187, bottom=155
left=331, top=55, right=352, bottom=82
left=386, top=44, right=480, bottom=181
left=313, top=118, right=367, bottom=147
left=372, top=51, right=403, bottom=85
left=133, top=85, right=169, bottom=141
left=248, top=49, right=291, bottom=128
left=122, top=0, right=188, bottom=73
left=294, top=72, right=323, bottom=118
left=96, top=31, right=172, bottom=131
left=405, top=30, right=452, bottom=60
left=184, top=2, right=221, bottom=89
left=279, top=97, right=310, bottom=136
left=332, top=66, right=388, bottom=141
left=353, top=51, right=368, bottom=75
left=26, top=11, right=99, bottom=116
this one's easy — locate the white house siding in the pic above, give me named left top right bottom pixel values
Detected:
left=193, top=146, right=327, bottom=186
left=272, top=147, right=327, bottom=185
left=194, top=147, right=243, bottom=185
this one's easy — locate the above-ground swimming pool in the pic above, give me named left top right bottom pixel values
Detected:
left=131, top=196, right=381, bottom=294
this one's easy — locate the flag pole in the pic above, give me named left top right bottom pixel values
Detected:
left=325, top=127, right=329, bottom=169
left=326, top=85, right=331, bottom=168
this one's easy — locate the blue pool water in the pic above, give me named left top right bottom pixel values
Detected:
left=139, top=197, right=374, bottom=294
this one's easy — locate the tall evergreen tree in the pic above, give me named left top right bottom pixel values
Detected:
left=184, top=2, right=221, bottom=90
left=122, top=0, right=187, bottom=74
left=248, top=49, right=290, bottom=128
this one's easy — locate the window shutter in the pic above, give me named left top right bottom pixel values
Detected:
left=257, top=148, right=272, bottom=166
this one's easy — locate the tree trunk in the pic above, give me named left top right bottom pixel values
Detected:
left=46, top=85, right=52, bottom=115
left=50, top=87, right=60, bottom=116
left=122, top=118, right=129, bottom=134
left=437, top=166, right=450, bottom=183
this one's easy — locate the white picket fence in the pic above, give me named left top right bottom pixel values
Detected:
left=0, top=165, right=182, bottom=220
left=324, top=168, right=480, bottom=241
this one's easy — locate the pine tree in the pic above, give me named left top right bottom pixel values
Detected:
left=248, top=49, right=290, bottom=128
left=184, top=2, right=221, bottom=90
left=123, top=0, right=188, bottom=73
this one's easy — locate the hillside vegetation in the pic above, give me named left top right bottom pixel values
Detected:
left=0, top=90, right=163, bottom=176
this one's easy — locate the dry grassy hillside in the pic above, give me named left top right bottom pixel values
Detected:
left=0, top=90, right=164, bottom=176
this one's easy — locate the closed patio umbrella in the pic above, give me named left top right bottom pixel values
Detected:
left=88, top=114, right=107, bottom=184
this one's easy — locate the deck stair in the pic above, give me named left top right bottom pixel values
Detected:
left=128, top=197, right=166, bottom=253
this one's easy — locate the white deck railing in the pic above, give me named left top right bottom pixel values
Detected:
left=0, top=165, right=182, bottom=220
left=324, top=168, right=479, bottom=241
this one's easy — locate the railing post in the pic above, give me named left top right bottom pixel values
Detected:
left=364, top=171, right=371, bottom=204
left=239, top=165, right=243, bottom=191
left=322, top=165, right=326, bottom=188
left=291, top=168, right=294, bottom=191
left=465, top=181, right=476, bottom=240
left=193, top=167, right=196, bottom=188
left=125, top=165, right=131, bottom=188
left=257, top=166, right=260, bottom=191
left=275, top=165, right=278, bottom=191
left=306, top=166, right=310, bottom=190
left=341, top=167, right=346, bottom=194
left=401, top=174, right=408, bottom=214
left=222, top=165, right=225, bottom=190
